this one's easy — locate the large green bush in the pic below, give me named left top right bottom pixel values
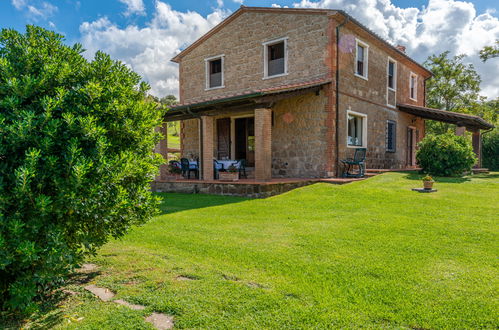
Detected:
left=0, top=26, right=163, bottom=313
left=482, top=129, right=499, bottom=170
left=416, top=133, right=476, bottom=176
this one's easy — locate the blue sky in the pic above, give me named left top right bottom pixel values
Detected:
left=1, top=0, right=498, bottom=98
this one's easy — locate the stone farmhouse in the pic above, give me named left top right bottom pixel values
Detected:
left=157, top=6, right=493, bottom=184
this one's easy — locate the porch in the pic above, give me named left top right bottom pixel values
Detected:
left=157, top=79, right=331, bottom=183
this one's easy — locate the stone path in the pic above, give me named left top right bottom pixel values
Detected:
left=145, top=313, right=175, bottom=330
left=80, top=264, right=174, bottom=329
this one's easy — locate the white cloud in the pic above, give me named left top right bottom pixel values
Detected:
left=79, top=1, right=228, bottom=97
left=11, top=0, right=58, bottom=21
left=119, top=0, right=146, bottom=16
left=292, top=0, right=499, bottom=98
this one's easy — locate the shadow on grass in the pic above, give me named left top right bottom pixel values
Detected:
left=0, top=270, right=102, bottom=329
left=155, top=192, right=250, bottom=215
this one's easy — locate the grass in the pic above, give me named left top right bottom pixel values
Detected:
left=10, top=172, right=499, bottom=329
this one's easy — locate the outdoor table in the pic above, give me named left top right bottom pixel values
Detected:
left=215, top=160, right=239, bottom=170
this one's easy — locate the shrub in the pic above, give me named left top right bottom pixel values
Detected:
left=482, top=129, right=499, bottom=170
left=0, top=26, right=163, bottom=313
left=416, top=133, right=476, bottom=176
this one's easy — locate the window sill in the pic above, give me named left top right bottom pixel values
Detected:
left=354, top=73, right=368, bottom=81
left=347, top=145, right=366, bottom=149
left=262, top=73, right=288, bottom=80
left=409, top=97, right=417, bottom=101
left=205, top=85, right=225, bottom=91
left=386, top=103, right=396, bottom=109
left=388, top=87, right=396, bottom=92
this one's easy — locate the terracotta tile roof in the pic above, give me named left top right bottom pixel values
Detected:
left=170, top=77, right=331, bottom=110
left=397, top=103, right=494, bottom=130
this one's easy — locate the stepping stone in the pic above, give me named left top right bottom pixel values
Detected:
left=114, top=299, right=146, bottom=310
left=78, top=263, right=99, bottom=273
left=84, top=285, right=115, bottom=301
left=176, top=275, right=198, bottom=281
left=145, top=312, right=174, bottom=330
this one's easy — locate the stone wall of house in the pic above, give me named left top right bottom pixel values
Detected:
left=272, top=91, right=329, bottom=178
left=179, top=11, right=331, bottom=104
left=180, top=119, right=200, bottom=159
left=335, top=23, right=428, bottom=171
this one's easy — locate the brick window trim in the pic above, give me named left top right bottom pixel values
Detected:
left=387, top=57, right=397, bottom=91
left=409, top=71, right=418, bottom=101
left=346, top=109, right=368, bottom=148
left=262, top=37, right=289, bottom=80
left=204, top=54, right=225, bottom=91
left=354, top=38, right=369, bottom=81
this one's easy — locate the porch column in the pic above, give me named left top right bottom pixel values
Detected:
left=255, top=108, right=272, bottom=181
left=201, top=116, right=214, bottom=180
left=471, top=130, right=482, bottom=168
left=157, top=122, right=169, bottom=180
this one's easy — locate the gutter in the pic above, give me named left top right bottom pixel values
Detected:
left=335, top=15, right=349, bottom=177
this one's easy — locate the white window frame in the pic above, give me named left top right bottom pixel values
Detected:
left=387, top=57, right=397, bottom=91
left=262, top=37, right=288, bottom=79
left=354, top=38, right=369, bottom=80
left=346, top=110, right=368, bottom=148
left=205, top=54, right=225, bottom=91
left=409, top=72, right=417, bottom=101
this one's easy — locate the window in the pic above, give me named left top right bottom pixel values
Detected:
left=355, top=39, right=369, bottom=79
left=387, top=59, right=396, bottom=90
left=263, top=37, right=288, bottom=78
left=386, top=120, right=396, bottom=152
left=347, top=111, right=367, bottom=147
left=205, top=55, right=224, bottom=90
left=409, top=72, right=417, bottom=100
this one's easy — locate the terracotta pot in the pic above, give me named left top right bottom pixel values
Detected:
left=219, top=172, right=239, bottom=182
left=423, top=180, right=434, bottom=190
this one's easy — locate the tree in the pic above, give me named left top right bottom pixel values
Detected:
left=479, top=40, right=499, bottom=62
left=424, top=52, right=482, bottom=134
left=0, top=26, right=163, bottom=313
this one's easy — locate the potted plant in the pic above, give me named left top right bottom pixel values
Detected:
left=422, top=174, right=435, bottom=190
left=219, top=165, right=239, bottom=181
left=167, top=161, right=182, bottom=180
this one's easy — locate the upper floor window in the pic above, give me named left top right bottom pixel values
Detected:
left=347, top=110, right=367, bottom=147
left=263, top=37, right=288, bottom=79
left=355, top=39, right=369, bottom=79
left=205, top=55, right=224, bottom=90
left=387, top=59, right=396, bottom=90
left=409, top=72, right=417, bottom=100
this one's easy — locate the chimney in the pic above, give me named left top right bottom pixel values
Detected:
left=396, top=45, right=406, bottom=53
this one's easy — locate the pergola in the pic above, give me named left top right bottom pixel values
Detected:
left=397, top=104, right=495, bottom=167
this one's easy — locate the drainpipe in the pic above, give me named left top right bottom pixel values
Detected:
left=335, top=15, right=349, bottom=177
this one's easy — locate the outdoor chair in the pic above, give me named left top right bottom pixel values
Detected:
left=340, top=148, right=367, bottom=178
left=180, top=158, right=198, bottom=179
left=232, top=159, right=247, bottom=178
left=213, top=159, right=223, bottom=179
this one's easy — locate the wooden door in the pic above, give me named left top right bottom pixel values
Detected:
left=217, top=118, right=231, bottom=159
left=406, top=127, right=416, bottom=167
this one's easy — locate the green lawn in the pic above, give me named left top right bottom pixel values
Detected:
left=18, top=172, right=499, bottom=329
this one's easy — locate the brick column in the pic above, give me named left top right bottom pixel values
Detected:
left=255, top=108, right=272, bottom=181
left=201, top=116, right=214, bottom=180
left=157, top=122, right=168, bottom=180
